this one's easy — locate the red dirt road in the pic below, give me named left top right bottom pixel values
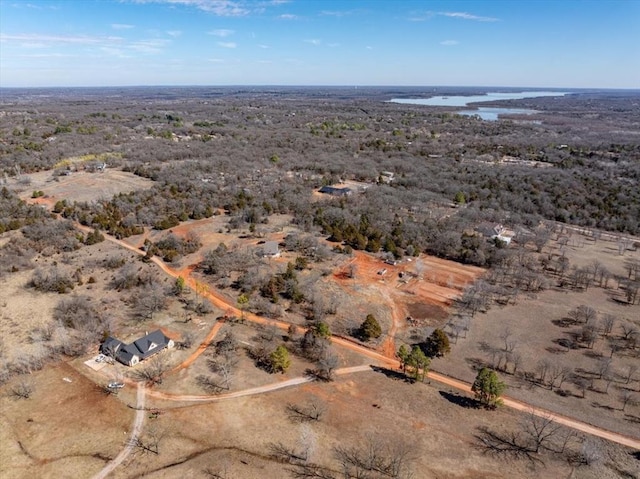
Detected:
left=62, top=221, right=640, bottom=450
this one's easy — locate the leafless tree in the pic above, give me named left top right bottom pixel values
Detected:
left=600, top=314, right=616, bottom=338
left=536, top=359, right=552, bottom=386
left=580, top=438, right=603, bottom=465
left=619, top=389, right=636, bottom=412
left=10, top=377, right=34, bottom=399
left=520, top=411, right=564, bottom=454
left=129, top=425, right=163, bottom=456
left=595, top=357, right=611, bottom=380
left=130, top=355, right=169, bottom=385
left=132, top=282, right=168, bottom=321
left=286, top=400, right=326, bottom=423
left=548, top=364, right=571, bottom=390
left=334, top=435, right=415, bottom=479
left=622, top=364, right=638, bottom=385
left=314, top=350, right=340, bottom=381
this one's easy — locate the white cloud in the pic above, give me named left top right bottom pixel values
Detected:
left=208, top=29, right=235, bottom=37
left=1, top=32, right=173, bottom=56
left=101, top=47, right=132, bottom=58
left=257, top=44, right=269, bottom=49
left=440, top=40, right=459, bottom=46
left=439, top=11, right=499, bottom=22
left=0, top=33, right=104, bottom=45
left=410, top=11, right=499, bottom=22
left=320, top=10, right=358, bottom=17
left=304, top=39, right=321, bottom=46
left=129, top=38, right=170, bottom=53
left=217, top=41, right=237, bottom=48
left=166, top=30, right=182, bottom=37
left=278, top=13, right=297, bottom=19
left=130, top=0, right=250, bottom=16
left=327, top=43, right=340, bottom=48
left=111, top=23, right=135, bottom=30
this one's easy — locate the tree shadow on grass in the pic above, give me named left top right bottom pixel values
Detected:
left=591, top=401, right=616, bottom=412
left=370, top=365, right=414, bottom=383
left=624, top=414, right=640, bottom=425
left=439, top=390, right=479, bottom=409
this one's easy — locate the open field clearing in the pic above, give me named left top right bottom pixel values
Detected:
left=13, top=169, right=154, bottom=206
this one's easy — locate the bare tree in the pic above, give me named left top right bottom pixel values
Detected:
left=132, top=282, right=168, bottom=321
left=131, top=355, right=169, bottom=385
left=129, top=426, right=163, bottom=456
left=10, top=377, right=34, bottom=399
left=622, top=364, right=638, bottom=385
left=619, top=389, right=636, bottom=412
left=595, top=357, right=611, bottom=380
left=600, top=314, right=616, bottom=338
left=548, top=364, right=571, bottom=390
left=334, top=435, right=414, bottom=479
left=286, top=400, right=326, bottom=423
left=520, top=411, right=563, bottom=454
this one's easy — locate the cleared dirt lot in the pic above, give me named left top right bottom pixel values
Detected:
left=14, top=169, right=154, bottom=206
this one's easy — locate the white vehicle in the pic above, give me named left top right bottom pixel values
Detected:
left=95, top=354, right=107, bottom=363
left=108, top=382, right=125, bottom=389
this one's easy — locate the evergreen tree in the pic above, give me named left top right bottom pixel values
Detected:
left=359, top=314, right=382, bottom=341
left=472, top=367, right=506, bottom=408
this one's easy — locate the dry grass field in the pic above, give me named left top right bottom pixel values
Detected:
left=1, top=169, right=639, bottom=478
left=6, top=360, right=635, bottom=479
left=435, top=232, right=640, bottom=440
left=15, top=169, right=154, bottom=206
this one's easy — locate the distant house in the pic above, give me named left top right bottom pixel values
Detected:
left=318, top=186, right=353, bottom=197
left=101, top=329, right=174, bottom=367
left=476, top=223, right=505, bottom=238
left=260, top=241, right=281, bottom=258
left=379, top=171, right=395, bottom=184
left=476, top=223, right=512, bottom=245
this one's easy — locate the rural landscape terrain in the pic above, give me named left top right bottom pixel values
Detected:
left=0, top=86, right=639, bottom=479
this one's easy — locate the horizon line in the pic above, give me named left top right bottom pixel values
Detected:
left=1, top=84, right=639, bottom=92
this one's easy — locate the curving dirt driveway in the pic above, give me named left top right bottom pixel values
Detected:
left=92, top=383, right=146, bottom=479
left=68, top=221, right=640, bottom=451
left=146, top=365, right=372, bottom=402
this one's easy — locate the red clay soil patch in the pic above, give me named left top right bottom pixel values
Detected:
left=406, top=302, right=448, bottom=322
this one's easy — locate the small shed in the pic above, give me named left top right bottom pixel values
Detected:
left=260, top=241, right=281, bottom=258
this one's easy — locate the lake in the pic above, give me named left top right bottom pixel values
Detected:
left=389, top=91, right=570, bottom=120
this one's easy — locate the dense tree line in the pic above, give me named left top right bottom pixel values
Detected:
left=1, top=89, right=639, bottom=243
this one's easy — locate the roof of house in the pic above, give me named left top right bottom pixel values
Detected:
left=319, top=186, right=352, bottom=196
left=101, top=329, right=172, bottom=365
left=261, top=241, right=280, bottom=256
left=133, top=329, right=168, bottom=359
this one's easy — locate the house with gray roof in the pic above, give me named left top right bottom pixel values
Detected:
left=319, top=186, right=352, bottom=196
left=260, top=241, right=281, bottom=258
left=101, top=329, right=174, bottom=366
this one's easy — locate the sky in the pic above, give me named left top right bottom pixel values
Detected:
left=0, top=0, right=639, bottom=89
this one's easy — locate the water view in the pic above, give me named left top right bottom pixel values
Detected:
left=389, top=91, right=570, bottom=120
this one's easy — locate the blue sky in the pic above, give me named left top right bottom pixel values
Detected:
left=1, top=0, right=638, bottom=88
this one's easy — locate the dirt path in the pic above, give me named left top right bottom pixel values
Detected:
left=67, top=222, right=640, bottom=451
left=169, top=320, right=225, bottom=373
left=425, top=371, right=640, bottom=450
left=145, top=365, right=372, bottom=402
left=92, top=383, right=146, bottom=479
